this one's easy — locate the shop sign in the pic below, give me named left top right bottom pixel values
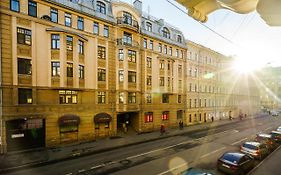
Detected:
left=58, top=114, right=80, bottom=126
left=94, top=113, right=112, bottom=123
left=11, top=133, right=24, bottom=138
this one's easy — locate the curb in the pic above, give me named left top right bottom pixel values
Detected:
left=0, top=117, right=261, bottom=173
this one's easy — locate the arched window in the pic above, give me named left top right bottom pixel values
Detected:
left=162, top=27, right=170, bottom=39
left=123, top=11, right=132, bottom=25
left=177, top=35, right=182, bottom=43
left=97, top=1, right=106, bottom=14
left=146, top=22, right=152, bottom=32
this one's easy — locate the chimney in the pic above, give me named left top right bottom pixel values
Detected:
left=133, top=0, right=142, bottom=14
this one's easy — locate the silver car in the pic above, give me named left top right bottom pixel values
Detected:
left=240, top=141, right=269, bottom=159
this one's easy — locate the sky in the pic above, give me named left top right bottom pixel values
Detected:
left=121, top=0, right=281, bottom=69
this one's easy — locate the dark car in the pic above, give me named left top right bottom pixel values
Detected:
left=217, top=152, right=255, bottom=175
left=240, top=141, right=269, bottom=159
left=181, top=167, right=215, bottom=175
left=255, top=133, right=277, bottom=150
left=270, top=131, right=281, bottom=143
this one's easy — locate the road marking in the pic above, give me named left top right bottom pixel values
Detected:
left=200, top=147, right=226, bottom=158
left=157, top=162, right=189, bottom=175
left=231, top=137, right=247, bottom=145
left=65, top=173, right=73, bottom=175
left=78, top=169, right=86, bottom=173
left=248, top=145, right=281, bottom=175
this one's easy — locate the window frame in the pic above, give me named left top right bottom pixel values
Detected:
left=103, top=25, right=109, bottom=37
left=97, top=1, right=106, bottom=14
left=128, top=50, right=136, bottom=63
left=162, top=111, right=169, bottom=120
left=119, top=70, right=124, bottom=82
left=78, top=40, right=84, bottom=55
left=28, top=0, right=37, bottom=17
left=65, top=13, right=72, bottom=27
left=145, top=112, right=153, bottom=123
left=79, top=65, right=84, bottom=79
left=146, top=22, right=152, bottom=31
left=162, top=27, right=170, bottom=39
left=93, top=22, right=99, bottom=35
left=51, top=34, right=60, bottom=49
left=18, top=88, right=33, bottom=104
left=59, top=90, right=78, bottom=104
left=10, top=0, right=20, bottom=12
left=66, top=35, right=73, bottom=51
left=98, top=68, right=106, bottom=81
left=128, top=92, right=136, bottom=103
left=50, top=8, right=58, bottom=23
left=98, top=46, right=106, bottom=60
left=17, top=27, right=32, bottom=45
left=77, top=16, right=84, bottom=30
left=67, top=63, right=73, bottom=77
left=118, top=49, right=124, bottom=61
left=51, top=61, right=60, bottom=77
left=18, top=58, right=32, bottom=75
left=98, top=91, right=106, bottom=104
left=128, top=71, right=136, bottom=83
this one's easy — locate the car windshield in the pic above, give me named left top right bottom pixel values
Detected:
left=243, top=143, right=258, bottom=150
left=222, top=154, right=240, bottom=164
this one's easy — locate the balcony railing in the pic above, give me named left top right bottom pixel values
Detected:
left=117, top=38, right=139, bottom=48
left=117, top=17, right=139, bottom=31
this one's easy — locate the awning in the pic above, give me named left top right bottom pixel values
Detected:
left=58, top=114, right=80, bottom=126
left=94, top=113, right=112, bottom=123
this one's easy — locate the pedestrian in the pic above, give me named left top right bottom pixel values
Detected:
left=211, top=116, right=214, bottom=122
left=180, top=121, right=184, bottom=129
left=160, top=124, right=165, bottom=135
left=179, top=121, right=183, bottom=130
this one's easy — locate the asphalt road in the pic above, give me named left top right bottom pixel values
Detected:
left=4, top=115, right=281, bottom=175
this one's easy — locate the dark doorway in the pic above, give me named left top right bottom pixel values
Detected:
left=6, top=118, right=45, bottom=152
left=117, top=112, right=138, bottom=133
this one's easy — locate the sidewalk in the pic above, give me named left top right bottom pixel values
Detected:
left=0, top=115, right=261, bottom=173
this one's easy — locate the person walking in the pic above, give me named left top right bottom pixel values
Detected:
left=211, top=116, right=214, bottom=122
left=160, top=124, right=165, bottom=135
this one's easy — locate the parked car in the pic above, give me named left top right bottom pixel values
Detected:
left=271, top=111, right=278, bottom=116
left=240, top=141, right=269, bottom=159
left=255, top=133, right=277, bottom=150
left=181, top=167, right=215, bottom=175
left=270, top=131, right=281, bottom=143
left=217, top=152, right=255, bottom=175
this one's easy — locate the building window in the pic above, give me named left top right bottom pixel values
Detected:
left=93, top=22, right=99, bottom=34
left=128, top=71, right=136, bottom=83
left=18, top=58, right=31, bottom=75
left=169, top=47, right=172, bottom=56
left=67, top=63, right=73, bottom=77
left=50, top=8, right=58, bottom=23
left=145, top=112, right=153, bottom=122
left=78, top=40, right=84, bottom=54
left=123, top=11, right=132, bottom=25
left=65, top=13, right=72, bottom=27
left=123, top=32, right=132, bottom=45
left=79, top=65, right=84, bottom=79
left=159, top=77, right=164, bottom=86
left=176, top=49, right=179, bottom=57
left=158, top=43, right=162, bottom=53
left=181, top=50, right=184, bottom=59
left=51, top=34, right=60, bottom=49
left=167, top=77, right=170, bottom=87
left=179, top=80, right=182, bottom=89
left=98, top=92, right=106, bottom=104
left=18, top=88, right=32, bottom=104
left=146, top=22, right=152, bottom=31
left=59, top=90, right=77, bottom=104
left=17, top=27, right=31, bottom=45
left=164, top=45, right=167, bottom=54
left=104, top=25, right=109, bottom=37
left=97, top=1, right=106, bottom=14
left=162, top=27, right=170, bottom=38
left=128, top=92, right=136, bottom=103
left=11, top=0, right=20, bottom=12
left=119, top=92, right=124, bottom=104
left=160, top=60, right=165, bottom=70
left=66, top=36, right=73, bottom=51
left=146, top=94, right=152, bottom=103
left=147, top=57, right=152, bottom=68
left=162, top=94, right=169, bottom=103
left=119, top=70, right=124, bottom=82
left=189, top=99, right=192, bottom=108
left=147, top=76, right=152, bottom=86
left=162, top=111, right=169, bottom=120
left=128, top=50, right=136, bottom=63
left=143, top=38, right=147, bottom=48
left=178, top=65, right=182, bottom=74
left=77, top=16, right=84, bottom=30
left=118, top=49, right=124, bottom=61
left=178, top=95, right=182, bottom=103
left=28, top=0, right=37, bottom=17
left=149, top=40, right=153, bottom=50
left=98, top=68, right=106, bottom=81
left=51, top=62, right=60, bottom=77
left=194, top=99, right=197, bottom=108
left=177, top=35, right=182, bottom=43
left=98, top=46, right=106, bottom=59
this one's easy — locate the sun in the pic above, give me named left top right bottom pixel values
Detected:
left=233, top=54, right=263, bottom=74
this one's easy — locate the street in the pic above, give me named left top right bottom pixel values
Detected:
left=3, top=115, right=281, bottom=175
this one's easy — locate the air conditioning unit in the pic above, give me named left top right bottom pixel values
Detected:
left=41, top=15, right=51, bottom=21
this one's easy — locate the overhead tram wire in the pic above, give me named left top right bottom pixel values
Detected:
left=166, top=0, right=235, bottom=45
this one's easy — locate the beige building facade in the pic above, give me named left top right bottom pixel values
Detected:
left=0, top=0, right=260, bottom=153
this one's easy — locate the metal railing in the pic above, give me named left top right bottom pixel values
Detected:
left=116, top=38, right=139, bottom=47
left=117, top=17, right=139, bottom=30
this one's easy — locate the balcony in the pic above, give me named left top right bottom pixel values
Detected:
left=117, top=17, right=139, bottom=31
left=117, top=38, right=139, bottom=48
